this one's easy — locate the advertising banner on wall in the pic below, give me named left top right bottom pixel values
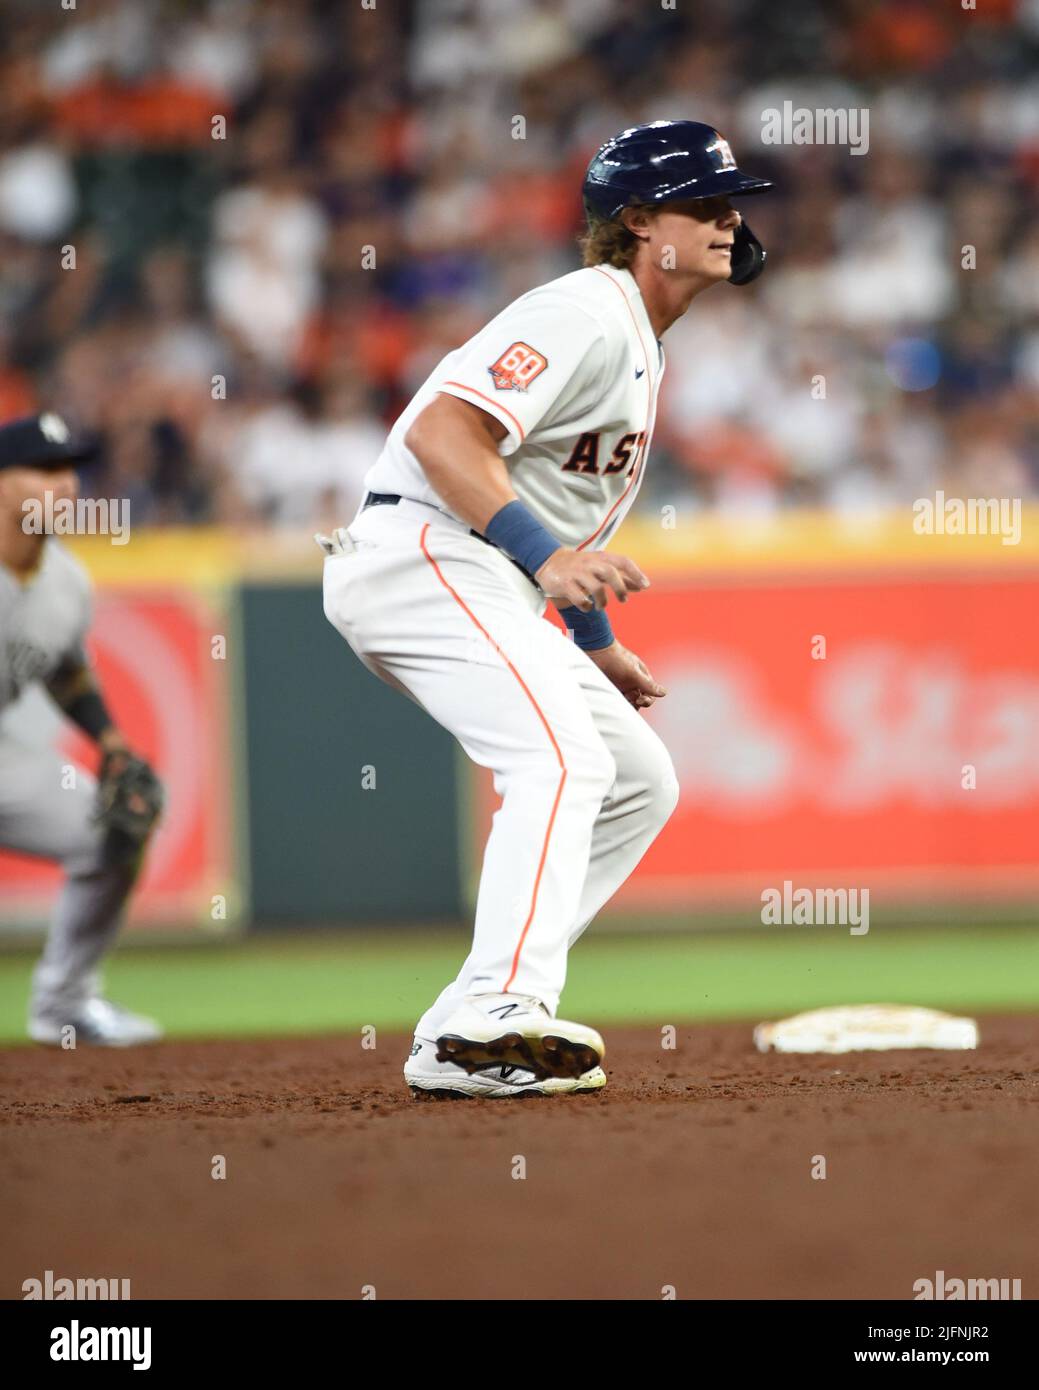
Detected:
left=602, top=574, right=1039, bottom=912
left=0, top=590, right=233, bottom=932
left=469, top=568, right=1039, bottom=920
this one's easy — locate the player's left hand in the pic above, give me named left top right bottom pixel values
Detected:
left=587, top=641, right=666, bottom=710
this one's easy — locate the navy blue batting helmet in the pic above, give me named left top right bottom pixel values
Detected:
left=582, top=120, right=773, bottom=285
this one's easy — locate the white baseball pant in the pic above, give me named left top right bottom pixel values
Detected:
left=322, top=497, right=679, bottom=1037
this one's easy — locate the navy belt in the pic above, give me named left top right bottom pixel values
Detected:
left=361, top=492, right=536, bottom=586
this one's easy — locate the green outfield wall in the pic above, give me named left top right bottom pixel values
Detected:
left=239, top=585, right=464, bottom=925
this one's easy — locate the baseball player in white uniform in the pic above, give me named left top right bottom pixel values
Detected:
left=322, top=121, right=772, bottom=1096
left=0, top=414, right=164, bottom=1046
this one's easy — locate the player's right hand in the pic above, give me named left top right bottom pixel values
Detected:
left=535, top=548, right=649, bottom=609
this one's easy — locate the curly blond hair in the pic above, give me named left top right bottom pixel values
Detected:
left=577, top=206, right=654, bottom=269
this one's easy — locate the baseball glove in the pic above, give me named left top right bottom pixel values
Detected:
left=94, top=750, right=164, bottom=868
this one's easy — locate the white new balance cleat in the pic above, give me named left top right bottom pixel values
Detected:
left=404, top=1036, right=606, bottom=1099
left=29, top=997, right=164, bottom=1047
left=434, top=993, right=605, bottom=1081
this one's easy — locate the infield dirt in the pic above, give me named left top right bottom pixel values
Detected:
left=3, top=1017, right=1037, bottom=1300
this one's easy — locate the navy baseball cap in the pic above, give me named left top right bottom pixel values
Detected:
left=0, top=413, right=98, bottom=470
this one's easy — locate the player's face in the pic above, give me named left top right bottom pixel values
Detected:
left=650, top=197, right=742, bottom=280
left=0, top=465, right=79, bottom=521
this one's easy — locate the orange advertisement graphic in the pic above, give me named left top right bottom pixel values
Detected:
left=0, top=592, right=232, bottom=928
left=473, top=576, right=1039, bottom=912
left=620, top=576, right=1039, bottom=905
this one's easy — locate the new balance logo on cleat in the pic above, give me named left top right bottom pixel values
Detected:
left=487, top=1003, right=523, bottom=1018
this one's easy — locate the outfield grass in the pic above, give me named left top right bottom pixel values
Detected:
left=1, top=922, right=1037, bottom=1044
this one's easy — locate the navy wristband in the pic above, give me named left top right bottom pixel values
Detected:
left=558, top=604, right=615, bottom=651
left=483, top=500, right=560, bottom=578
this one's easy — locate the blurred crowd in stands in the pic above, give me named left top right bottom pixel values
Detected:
left=0, top=0, right=1036, bottom=530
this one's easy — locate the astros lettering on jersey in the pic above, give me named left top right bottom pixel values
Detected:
left=363, top=264, right=665, bottom=550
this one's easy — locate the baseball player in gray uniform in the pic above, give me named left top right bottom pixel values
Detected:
left=0, top=414, right=164, bottom=1045
left=322, top=121, right=772, bottom=1097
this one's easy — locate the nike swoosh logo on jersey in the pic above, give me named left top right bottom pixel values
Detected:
left=635, top=367, right=645, bottom=379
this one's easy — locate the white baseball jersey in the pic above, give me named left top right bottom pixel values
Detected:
left=0, top=541, right=91, bottom=715
left=362, top=263, right=665, bottom=550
